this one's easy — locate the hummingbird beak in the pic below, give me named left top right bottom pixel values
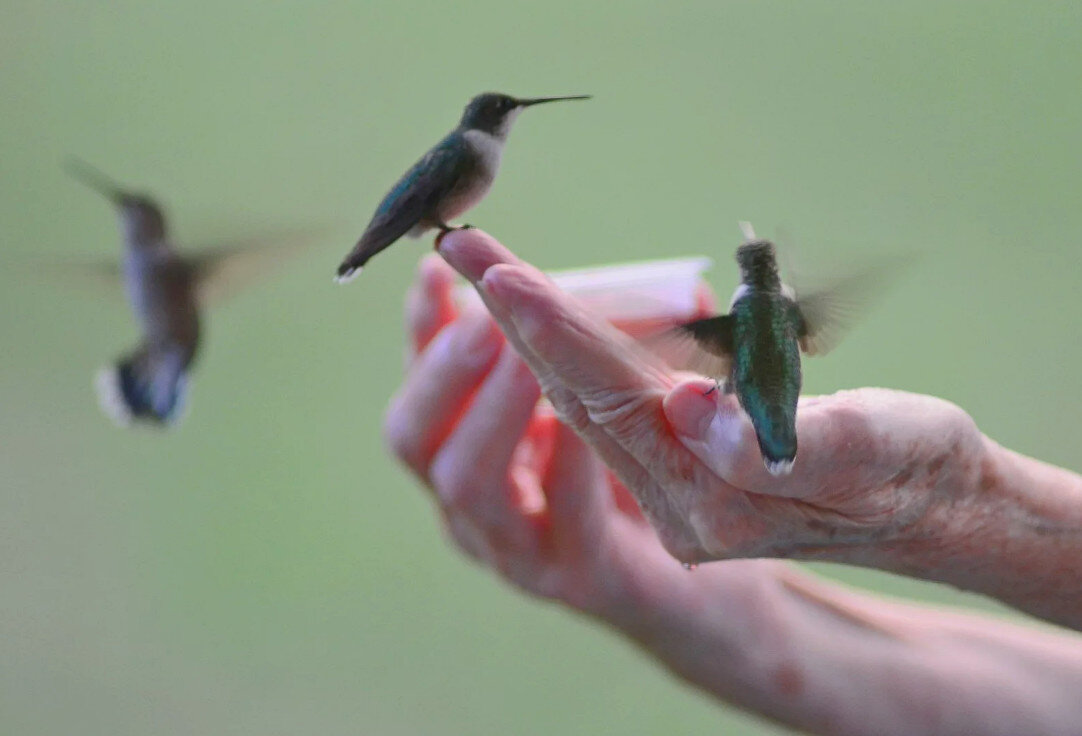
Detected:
left=516, top=95, right=592, bottom=108
left=63, top=157, right=127, bottom=203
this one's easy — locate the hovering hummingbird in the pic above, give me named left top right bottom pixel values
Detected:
left=63, top=158, right=311, bottom=427
left=663, top=223, right=893, bottom=476
left=335, top=91, right=591, bottom=282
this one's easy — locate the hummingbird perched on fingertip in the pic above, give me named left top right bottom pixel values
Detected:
left=335, top=92, right=591, bottom=282
left=63, top=158, right=313, bottom=427
left=662, top=223, right=896, bottom=476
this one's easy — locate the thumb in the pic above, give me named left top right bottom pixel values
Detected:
left=663, top=379, right=780, bottom=491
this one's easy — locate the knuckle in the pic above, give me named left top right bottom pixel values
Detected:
left=545, top=387, right=592, bottom=434
left=581, top=386, right=665, bottom=451
left=655, top=526, right=709, bottom=565
left=826, top=398, right=874, bottom=445
left=527, top=568, right=566, bottom=601
left=441, top=510, right=493, bottom=562
left=444, top=515, right=492, bottom=563
left=382, top=405, right=423, bottom=469
left=428, top=452, right=473, bottom=509
left=935, top=399, right=980, bottom=448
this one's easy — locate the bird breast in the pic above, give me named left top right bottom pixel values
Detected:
left=124, top=248, right=199, bottom=350
left=438, top=129, right=503, bottom=221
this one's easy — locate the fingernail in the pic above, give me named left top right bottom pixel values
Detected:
left=479, top=264, right=535, bottom=322
left=478, top=266, right=508, bottom=303
left=665, top=384, right=718, bottom=440
left=477, top=267, right=525, bottom=325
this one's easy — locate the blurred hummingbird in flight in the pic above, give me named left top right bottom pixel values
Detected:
left=663, top=223, right=895, bottom=475
left=63, top=158, right=313, bottom=427
left=335, top=91, right=590, bottom=282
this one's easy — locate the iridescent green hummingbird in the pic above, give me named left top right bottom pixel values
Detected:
left=335, top=91, right=590, bottom=282
left=63, top=158, right=309, bottom=427
left=665, top=223, right=890, bottom=475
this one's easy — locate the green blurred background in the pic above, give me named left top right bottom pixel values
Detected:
left=3, top=1, right=1081, bottom=733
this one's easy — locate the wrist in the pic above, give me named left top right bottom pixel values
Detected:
left=892, top=434, right=1082, bottom=627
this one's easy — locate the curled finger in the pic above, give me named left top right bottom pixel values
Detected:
left=383, top=309, right=503, bottom=480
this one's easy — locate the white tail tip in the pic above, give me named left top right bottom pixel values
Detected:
left=334, top=266, right=362, bottom=284
left=739, top=221, right=757, bottom=242
left=764, top=457, right=795, bottom=476
left=94, top=367, right=133, bottom=428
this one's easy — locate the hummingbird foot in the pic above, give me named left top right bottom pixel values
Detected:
left=434, top=223, right=476, bottom=249
left=701, top=378, right=727, bottom=396
left=440, top=223, right=475, bottom=232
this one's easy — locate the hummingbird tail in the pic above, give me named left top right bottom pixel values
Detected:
left=335, top=242, right=373, bottom=283
left=95, top=350, right=189, bottom=427
left=336, top=215, right=420, bottom=284
left=753, top=412, right=797, bottom=476
left=763, top=456, right=795, bottom=476
left=334, top=262, right=363, bottom=284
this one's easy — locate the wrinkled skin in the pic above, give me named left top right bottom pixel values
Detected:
left=418, top=231, right=989, bottom=563
left=382, top=232, right=1082, bottom=735
left=424, top=230, right=1082, bottom=632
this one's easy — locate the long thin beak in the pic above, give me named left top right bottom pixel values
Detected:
left=63, top=157, right=126, bottom=203
left=517, top=95, right=592, bottom=107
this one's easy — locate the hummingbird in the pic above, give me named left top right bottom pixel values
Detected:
left=63, top=158, right=310, bottom=427
left=663, top=223, right=891, bottom=476
left=335, top=91, right=591, bottom=282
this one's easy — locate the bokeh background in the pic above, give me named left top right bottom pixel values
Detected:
left=3, top=1, right=1082, bottom=733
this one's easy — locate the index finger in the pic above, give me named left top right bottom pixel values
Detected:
left=438, top=230, right=726, bottom=499
left=437, top=230, right=706, bottom=538
left=437, top=230, right=672, bottom=398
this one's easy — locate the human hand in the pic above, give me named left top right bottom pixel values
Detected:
left=383, top=242, right=1082, bottom=736
left=383, top=252, right=729, bottom=620
left=434, top=229, right=992, bottom=574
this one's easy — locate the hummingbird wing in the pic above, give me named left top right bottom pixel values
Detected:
left=650, top=314, right=735, bottom=379
left=186, top=229, right=326, bottom=307
left=35, top=257, right=123, bottom=299
left=337, top=133, right=470, bottom=278
left=793, top=263, right=900, bottom=356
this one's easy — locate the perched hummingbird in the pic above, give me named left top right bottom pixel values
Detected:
left=664, top=223, right=890, bottom=475
left=335, top=92, right=590, bottom=282
left=64, top=158, right=309, bottom=427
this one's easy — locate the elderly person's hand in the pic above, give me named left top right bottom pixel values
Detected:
left=383, top=251, right=701, bottom=615
left=433, top=229, right=1082, bottom=631
left=384, top=240, right=1082, bottom=736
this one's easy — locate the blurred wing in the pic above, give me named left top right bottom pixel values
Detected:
left=188, top=229, right=326, bottom=307
left=794, top=259, right=905, bottom=356
left=646, top=314, right=734, bottom=379
left=36, top=257, right=123, bottom=299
